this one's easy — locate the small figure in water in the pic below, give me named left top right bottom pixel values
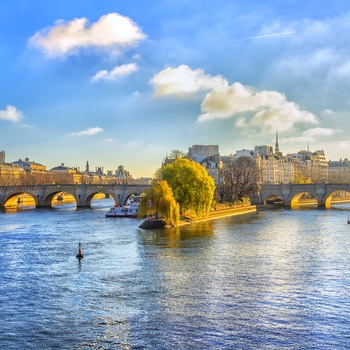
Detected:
left=76, top=243, right=84, bottom=259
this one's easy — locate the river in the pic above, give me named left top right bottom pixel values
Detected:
left=0, top=199, right=349, bottom=349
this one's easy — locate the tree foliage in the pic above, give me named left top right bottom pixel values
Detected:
left=290, top=167, right=313, bottom=184
left=290, top=175, right=313, bottom=184
left=161, top=158, right=215, bottom=216
left=222, top=156, right=259, bottom=202
left=137, top=180, right=180, bottom=225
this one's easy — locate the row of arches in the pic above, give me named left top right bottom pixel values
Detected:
left=262, top=190, right=350, bottom=208
left=1, top=190, right=145, bottom=210
left=3, top=187, right=350, bottom=210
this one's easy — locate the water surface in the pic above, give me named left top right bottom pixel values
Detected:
left=0, top=201, right=349, bottom=349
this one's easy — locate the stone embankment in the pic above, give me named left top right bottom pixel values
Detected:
left=139, top=204, right=257, bottom=229
left=179, top=204, right=257, bottom=225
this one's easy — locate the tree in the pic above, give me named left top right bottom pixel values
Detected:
left=169, top=149, right=186, bottom=159
left=222, top=156, right=259, bottom=203
left=137, top=180, right=180, bottom=226
left=161, top=158, right=215, bottom=216
left=291, top=167, right=313, bottom=184
left=153, top=168, right=162, bottom=180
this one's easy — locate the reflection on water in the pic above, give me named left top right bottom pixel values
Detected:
left=0, top=204, right=350, bottom=349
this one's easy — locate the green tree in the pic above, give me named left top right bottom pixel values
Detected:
left=137, top=180, right=180, bottom=226
left=161, top=158, right=215, bottom=217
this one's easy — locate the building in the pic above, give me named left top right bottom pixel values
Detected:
left=115, top=165, right=132, bottom=184
left=286, top=149, right=328, bottom=183
left=12, top=158, right=46, bottom=172
left=0, top=162, right=25, bottom=185
left=200, top=154, right=223, bottom=184
left=328, top=158, right=350, bottom=183
left=0, top=150, right=5, bottom=163
left=188, top=145, right=220, bottom=163
left=50, top=163, right=82, bottom=184
left=188, top=144, right=223, bottom=185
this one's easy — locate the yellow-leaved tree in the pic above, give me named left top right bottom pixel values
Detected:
left=161, top=158, right=215, bottom=217
left=137, top=180, right=180, bottom=226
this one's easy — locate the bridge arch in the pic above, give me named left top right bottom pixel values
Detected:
left=258, top=184, right=350, bottom=208
left=0, top=184, right=151, bottom=208
left=81, top=191, right=112, bottom=207
left=324, top=190, right=350, bottom=208
left=3, top=191, right=37, bottom=208
left=290, top=192, right=317, bottom=208
left=263, top=194, right=284, bottom=205
left=78, top=189, right=146, bottom=207
left=42, top=190, right=78, bottom=208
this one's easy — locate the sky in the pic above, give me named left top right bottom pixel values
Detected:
left=1, top=0, right=350, bottom=177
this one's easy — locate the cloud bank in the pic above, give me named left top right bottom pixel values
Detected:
left=29, top=13, right=146, bottom=57
left=0, top=105, right=22, bottom=123
left=150, top=65, right=319, bottom=133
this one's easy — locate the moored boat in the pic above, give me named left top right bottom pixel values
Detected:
left=105, top=204, right=139, bottom=218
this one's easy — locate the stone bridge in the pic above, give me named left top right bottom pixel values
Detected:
left=251, top=183, right=350, bottom=207
left=0, top=184, right=150, bottom=208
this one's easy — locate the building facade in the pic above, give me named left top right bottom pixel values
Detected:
left=328, top=158, right=350, bottom=183
left=188, top=145, right=223, bottom=185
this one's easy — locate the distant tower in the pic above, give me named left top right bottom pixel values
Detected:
left=86, top=160, right=90, bottom=174
left=0, top=150, right=5, bottom=163
left=275, top=131, right=280, bottom=153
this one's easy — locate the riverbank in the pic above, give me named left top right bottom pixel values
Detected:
left=179, top=204, right=257, bottom=225
left=139, top=204, right=257, bottom=229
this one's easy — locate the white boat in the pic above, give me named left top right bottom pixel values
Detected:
left=105, top=204, right=139, bottom=218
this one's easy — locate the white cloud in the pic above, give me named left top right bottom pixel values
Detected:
left=198, top=82, right=318, bottom=132
left=150, top=65, right=227, bottom=97
left=199, top=83, right=286, bottom=121
left=282, top=136, right=312, bottom=145
left=151, top=65, right=319, bottom=134
left=235, top=117, right=247, bottom=128
left=322, top=109, right=333, bottom=115
left=250, top=102, right=318, bottom=133
left=19, top=124, right=37, bottom=130
left=68, top=127, right=103, bottom=136
left=282, top=128, right=337, bottom=149
left=91, top=63, right=138, bottom=83
left=265, top=13, right=350, bottom=89
left=0, top=105, right=22, bottom=123
left=132, top=90, right=141, bottom=98
left=29, top=13, right=146, bottom=57
left=302, top=127, right=335, bottom=138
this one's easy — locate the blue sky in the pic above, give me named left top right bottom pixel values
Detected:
left=1, top=0, right=350, bottom=177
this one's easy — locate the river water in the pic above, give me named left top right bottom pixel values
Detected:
left=0, top=199, right=350, bottom=349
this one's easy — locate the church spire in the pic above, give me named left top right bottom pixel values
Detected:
left=275, top=131, right=280, bottom=153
